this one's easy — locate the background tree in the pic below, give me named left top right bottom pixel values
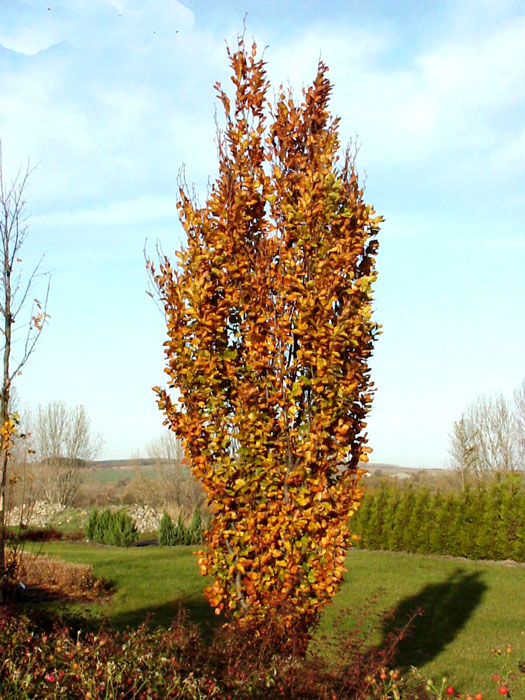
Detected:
left=383, top=486, right=401, bottom=551
left=405, top=487, right=431, bottom=553
left=450, top=386, right=524, bottom=486
left=4, top=386, right=32, bottom=469
left=2, top=388, right=35, bottom=533
left=449, top=416, right=483, bottom=488
left=150, top=37, right=382, bottom=638
left=388, top=487, right=415, bottom=552
left=511, top=487, right=525, bottom=561
left=33, top=401, right=101, bottom=507
left=0, top=150, right=49, bottom=598
left=146, top=431, right=204, bottom=514
left=364, top=486, right=388, bottom=551
left=476, top=393, right=520, bottom=472
left=514, top=378, right=525, bottom=468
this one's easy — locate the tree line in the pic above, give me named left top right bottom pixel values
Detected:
left=450, top=379, right=525, bottom=486
left=10, top=399, right=101, bottom=507
left=351, top=475, right=525, bottom=562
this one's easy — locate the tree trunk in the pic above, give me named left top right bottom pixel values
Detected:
left=0, top=217, right=12, bottom=602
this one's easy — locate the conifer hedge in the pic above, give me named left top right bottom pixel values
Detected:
left=351, top=475, right=525, bottom=562
left=158, top=508, right=204, bottom=546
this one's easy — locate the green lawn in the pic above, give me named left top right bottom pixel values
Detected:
left=25, top=543, right=525, bottom=698
left=324, top=550, right=525, bottom=697
left=24, top=542, right=212, bottom=631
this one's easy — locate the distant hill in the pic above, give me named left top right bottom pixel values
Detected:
left=85, top=458, right=157, bottom=470
left=367, top=462, right=403, bottom=471
left=84, top=459, right=450, bottom=474
left=367, top=462, right=452, bottom=478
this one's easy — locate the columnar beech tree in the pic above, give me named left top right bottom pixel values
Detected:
left=150, top=38, right=382, bottom=635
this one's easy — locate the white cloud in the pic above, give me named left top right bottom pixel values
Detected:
left=264, top=13, right=525, bottom=186
left=0, top=1, right=222, bottom=211
left=0, top=0, right=194, bottom=53
left=1, top=1, right=522, bottom=223
left=267, top=26, right=390, bottom=89
left=0, top=2, right=65, bottom=55
left=416, top=17, right=525, bottom=121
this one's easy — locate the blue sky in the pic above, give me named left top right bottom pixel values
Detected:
left=0, top=0, right=523, bottom=468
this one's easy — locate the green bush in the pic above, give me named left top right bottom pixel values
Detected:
left=158, top=510, right=177, bottom=546
left=93, top=508, right=112, bottom=543
left=85, top=508, right=138, bottom=547
left=158, top=508, right=204, bottom=546
left=353, top=475, right=525, bottom=562
left=174, top=514, right=189, bottom=544
left=187, top=507, right=203, bottom=545
left=85, top=509, right=98, bottom=541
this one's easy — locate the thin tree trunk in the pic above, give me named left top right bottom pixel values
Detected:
left=0, top=214, right=12, bottom=602
left=0, top=155, right=47, bottom=603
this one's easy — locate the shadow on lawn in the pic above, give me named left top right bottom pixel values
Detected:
left=380, top=568, right=487, bottom=669
left=108, top=593, right=220, bottom=640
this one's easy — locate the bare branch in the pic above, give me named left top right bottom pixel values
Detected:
left=33, top=401, right=102, bottom=506
left=450, top=388, right=524, bottom=487
left=0, top=151, right=49, bottom=597
left=513, top=378, right=525, bottom=468
left=10, top=277, right=50, bottom=380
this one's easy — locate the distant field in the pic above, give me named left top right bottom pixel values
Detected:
left=27, top=543, right=525, bottom=699
left=77, top=460, right=455, bottom=494
left=84, top=465, right=159, bottom=486
left=81, top=459, right=457, bottom=487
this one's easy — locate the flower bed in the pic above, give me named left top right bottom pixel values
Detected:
left=1, top=603, right=522, bottom=699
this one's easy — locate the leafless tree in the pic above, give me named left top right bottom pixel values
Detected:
left=478, top=394, right=519, bottom=472
left=2, top=388, right=35, bottom=525
left=0, top=150, right=49, bottom=598
left=33, top=401, right=102, bottom=506
left=147, top=430, right=185, bottom=465
left=7, top=387, right=33, bottom=468
left=514, top=378, right=525, bottom=469
left=450, top=390, right=523, bottom=486
left=449, top=416, right=482, bottom=489
left=146, top=431, right=204, bottom=512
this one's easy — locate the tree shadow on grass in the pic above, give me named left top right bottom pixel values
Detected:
left=106, top=592, right=221, bottom=641
left=379, top=568, right=487, bottom=669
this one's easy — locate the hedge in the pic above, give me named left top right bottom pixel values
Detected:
left=158, top=508, right=204, bottom=546
left=351, top=474, right=525, bottom=562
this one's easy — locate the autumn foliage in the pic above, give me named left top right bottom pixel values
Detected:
left=149, top=37, right=382, bottom=637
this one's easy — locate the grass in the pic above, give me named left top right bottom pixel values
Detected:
left=22, top=543, right=525, bottom=698
left=45, top=509, right=90, bottom=533
left=323, top=550, right=525, bottom=696
left=84, top=465, right=158, bottom=486
left=23, top=542, right=213, bottom=631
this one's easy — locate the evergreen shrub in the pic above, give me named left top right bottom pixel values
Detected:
left=85, top=508, right=138, bottom=547
left=158, top=511, right=177, bottom=546
left=158, top=508, right=204, bottom=546
left=352, top=474, right=525, bottom=562
left=187, top=507, right=203, bottom=544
